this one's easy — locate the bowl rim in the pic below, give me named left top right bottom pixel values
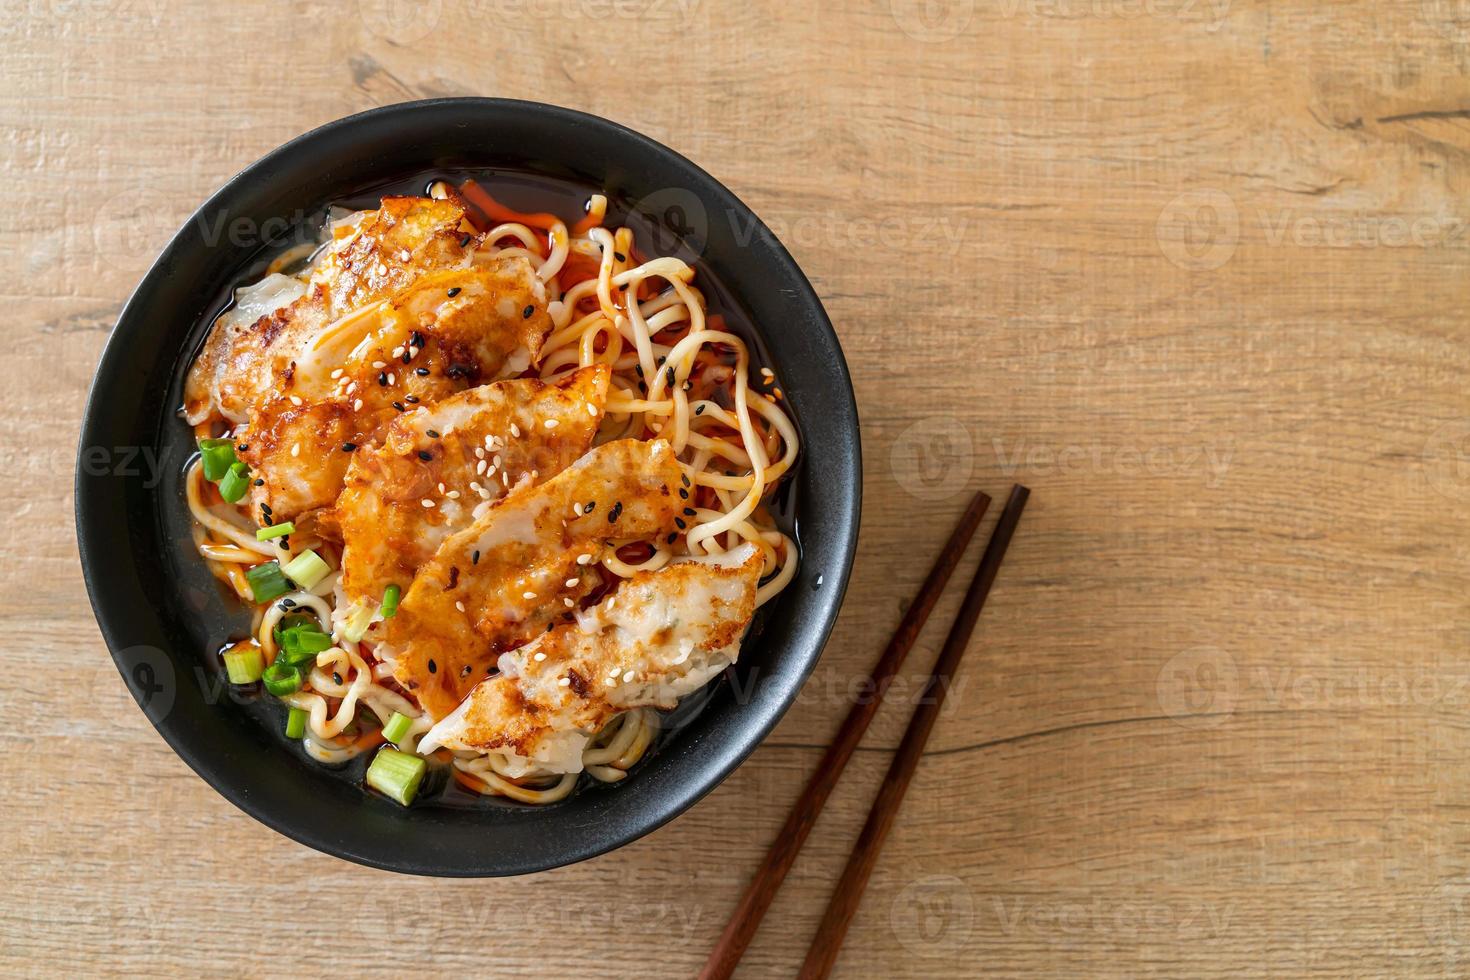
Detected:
left=75, top=97, right=861, bottom=875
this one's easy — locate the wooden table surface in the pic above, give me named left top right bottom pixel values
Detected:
left=6, top=1, right=1470, bottom=976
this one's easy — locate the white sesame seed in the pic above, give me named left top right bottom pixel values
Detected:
left=483, top=435, right=494, bottom=449
left=533, top=652, right=546, bottom=662
left=476, top=459, right=487, bottom=475
left=392, top=346, right=405, bottom=358
left=565, top=578, right=579, bottom=588
left=485, top=466, right=497, bottom=478
left=375, top=263, right=387, bottom=276
left=399, top=249, right=411, bottom=262
left=406, top=346, right=418, bottom=361
left=622, top=670, right=635, bottom=683
left=492, top=454, right=501, bottom=468
left=563, top=597, right=574, bottom=607
left=455, top=601, right=465, bottom=612
left=421, top=499, right=435, bottom=508
left=607, top=597, right=616, bottom=611
left=761, top=367, right=773, bottom=378
left=289, top=395, right=303, bottom=406
left=510, top=423, right=520, bottom=437
left=558, top=677, right=570, bottom=687
left=330, top=368, right=343, bottom=379
left=472, top=501, right=490, bottom=519
left=346, top=382, right=357, bottom=395
left=372, top=360, right=386, bottom=369
left=353, top=399, right=363, bottom=411
left=577, top=554, right=592, bottom=565
left=290, top=443, right=300, bottom=457
left=544, top=419, right=559, bottom=429
left=446, top=490, right=460, bottom=499
left=387, top=373, right=396, bottom=385
left=437, top=482, right=446, bottom=493
left=586, top=403, right=598, bottom=417
left=522, top=591, right=537, bottom=600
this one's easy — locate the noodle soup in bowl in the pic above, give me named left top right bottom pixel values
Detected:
left=76, top=99, right=860, bottom=875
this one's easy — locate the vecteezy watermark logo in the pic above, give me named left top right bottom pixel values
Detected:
left=1424, top=877, right=1470, bottom=947
left=887, top=0, right=975, bottom=41
left=112, top=645, right=178, bottom=725
left=890, top=874, right=975, bottom=955
left=95, top=187, right=180, bottom=274
left=76, top=444, right=166, bottom=488
left=1422, top=0, right=1470, bottom=40
left=1156, top=189, right=1240, bottom=271
left=358, top=0, right=442, bottom=43
left=1423, top=419, right=1470, bottom=503
left=1156, top=647, right=1237, bottom=729
left=630, top=186, right=709, bottom=260
left=891, top=415, right=977, bottom=502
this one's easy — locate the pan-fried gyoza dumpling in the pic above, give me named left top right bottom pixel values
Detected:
left=334, top=365, right=610, bottom=606
left=416, top=544, right=762, bottom=773
left=376, top=438, right=683, bottom=719
left=237, top=260, right=553, bottom=523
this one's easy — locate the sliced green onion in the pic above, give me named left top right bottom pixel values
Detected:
left=381, top=711, right=412, bottom=745
left=339, top=602, right=376, bottom=644
left=282, top=548, right=331, bottom=590
left=198, top=438, right=238, bottom=481
left=245, top=561, right=290, bottom=603
left=222, top=646, right=264, bottom=684
left=218, top=461, right=251, bottom=503
left=380, top=584, right=401, bottom=619
left=256, top=521, right=296, bottom=541
left=365, top=747, right=427, bottom=806
left=285, top=707, right=308, bottom=739
left=261, top=661, right=302, bottom=697
left=276, top=623, right=332, bottom=666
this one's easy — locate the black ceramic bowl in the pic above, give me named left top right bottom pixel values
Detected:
left=76, top=99, right=860, bottom=876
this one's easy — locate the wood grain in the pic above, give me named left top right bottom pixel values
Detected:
left=5, top=0, right=1470, bottom=976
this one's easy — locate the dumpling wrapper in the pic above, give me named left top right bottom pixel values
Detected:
left=237, top=259, right=552, bottom=522
left=333, top=365, right=610, bottom=605
left=417, top=543, right=763, bottom=775
left=184, top=196, right=478, bottom=426
left=377, top=438, right=684, bottom=719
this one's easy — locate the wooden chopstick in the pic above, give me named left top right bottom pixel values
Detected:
left=797, top=483, right=1030, bottom=980
left=698, top=490, right=993, bottom=980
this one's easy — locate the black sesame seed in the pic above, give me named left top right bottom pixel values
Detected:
left=261, top=503, right=272, bottom=514
left=405, top=395, right=420, bottom=404
left=635, top=365, right=644, bottom=378
left=471, top=550, right=480, bottom=565
left=278, top=540, right=288, bottom=550
left=254, top=478, right=265, bottom=486
left=665, top=367, right=675, bottom=387
left=657, top=355, right=665, bottom=366
left=695, top=404, right=705, bottom=415
left=447, top=566, right=459, bottom=589
left=427, top=659, right=437, bottom=674
left=377, top=371, right=388, bottom=386
left=583, top=198, right=592, bottom=213
left=460, top=665, right=471, bottom=677
left=666, top=532, right=678, bottom=544
left=280, top=598, right=295, bottom=609
left=392, top=401, right=405, bottom=412
left=418, top=450, right=433, bottom=461
left=458, top=233, right=472, bottom=247
left=522, top=305, right=534, bottom=319
left=614, top=251, right=626, bottom=262
left=237, top=444, right=249, bottom=452
left=675, top=518, right=686, bottom=529
left=426, top=429, right=440, bottom=439
left=416, top=367, right=430, bottom=376
left=341, top=442, right=357, bottom=452
left=681, top=474, right=691, bottom=487
left=333, top=672, right=342, bottom=685
left=684, top=507, right=696, bottom=516
left=678, top=487, right=689, bottom=499
left=447, top=287, right=461, bottom=298
left=584, top=500, right=596, bottom=513
left=401, top=351, right=411, bottom=364
left=411, top=330, right=426, bottom=348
